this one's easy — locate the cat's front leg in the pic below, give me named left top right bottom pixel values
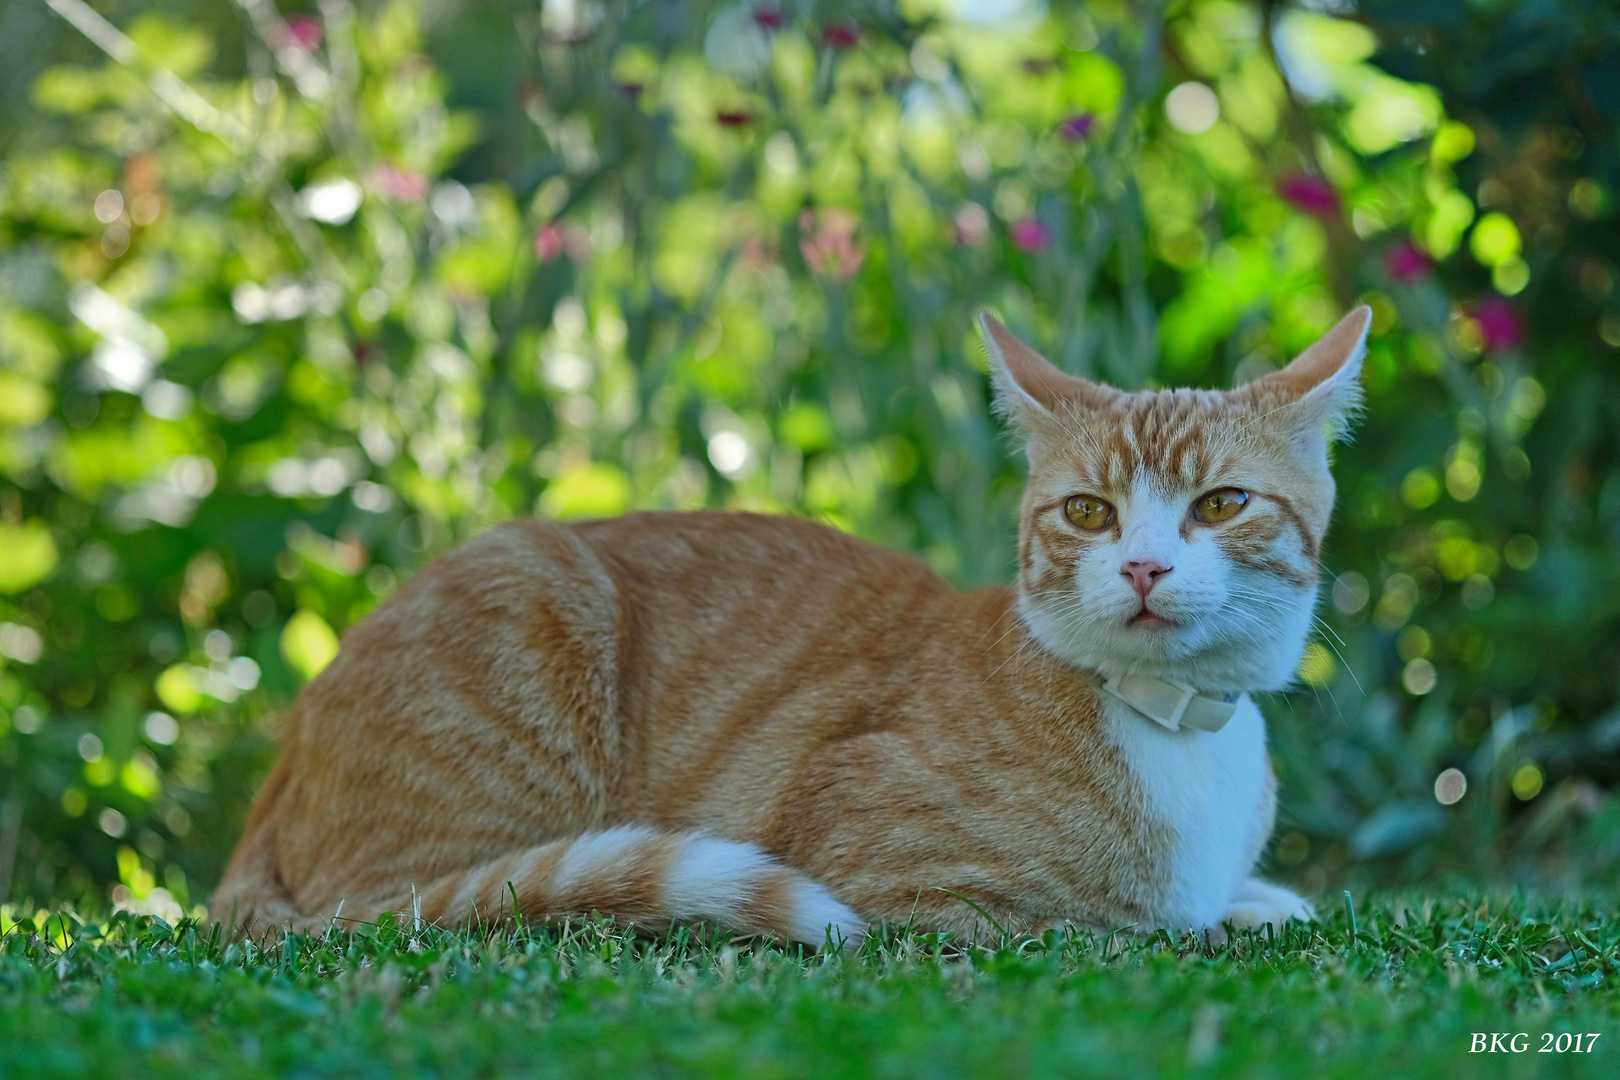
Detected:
left=1210, top=877, right=1315, bottom=944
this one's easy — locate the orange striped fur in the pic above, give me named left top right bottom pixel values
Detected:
left=212, top=308, right=1372, bottom=947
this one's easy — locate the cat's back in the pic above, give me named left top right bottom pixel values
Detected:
left=319, top=509, right=953, bottom=709
left=571, top=511, right=969, bottom=694
left=571, top=509, right=949, bottom=612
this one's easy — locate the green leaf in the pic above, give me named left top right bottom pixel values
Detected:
left=540, top=462, right=631, bottom=521
left=0, top=519, right=58, bottom=594
left=281, top=610, right=341, bottom=684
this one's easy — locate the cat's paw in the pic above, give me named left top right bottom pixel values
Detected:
left=1208, top=878, right=1314, bottom=945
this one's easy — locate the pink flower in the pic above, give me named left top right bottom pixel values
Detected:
left=1009, top=217, right=1050, bottom=253
left=822, top=21, right=860, bottom=48
left=534, top=223, right=566, bottom=262
left=799, top=209, right=865, bottom=281
left=282, top=15, right=322, bottom=52
left=1277, top=174, right=1340, bottom=218
left=369, top=165, right=429, bottom=202
left=738, top=237, right=778, bottom=267
left=1473, top=298, right=1524, bottom=352
left=952, top=203, right=990, bottom=248
left=1385, top=240, right=1432, bottom=283
left=1058, top=113, right=1096, bottom=142
left=753, top=7, right=785, bottom=31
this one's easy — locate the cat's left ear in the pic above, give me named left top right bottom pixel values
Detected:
left=1255, top=305, right=1371, bottom=450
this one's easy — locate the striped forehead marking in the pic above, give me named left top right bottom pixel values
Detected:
left=1054, top=389, right=1245, bottom=495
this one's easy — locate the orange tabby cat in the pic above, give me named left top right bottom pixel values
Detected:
left=213, top=306, right=1372, bottom=947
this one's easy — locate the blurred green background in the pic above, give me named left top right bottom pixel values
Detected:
left=0, top=0, right=1616, bottom=923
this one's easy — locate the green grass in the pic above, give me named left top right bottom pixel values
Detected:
left=1, top=894, right=1616, bottom=1079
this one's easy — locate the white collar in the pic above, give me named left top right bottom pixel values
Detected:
left=1091, top=672, right=1239, bottom=733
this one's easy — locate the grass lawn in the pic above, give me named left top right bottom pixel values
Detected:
left=1, top=893, right=1616, bottom=1079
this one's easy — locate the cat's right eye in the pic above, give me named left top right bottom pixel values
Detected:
left=1063, top=494, right=1115, bottom=531
left=1193, top=488, right=1249, bottom=524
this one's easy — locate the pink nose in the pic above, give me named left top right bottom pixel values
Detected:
left=1122, top=559, right=1171, bottom=598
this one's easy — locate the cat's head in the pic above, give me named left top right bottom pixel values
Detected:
left=981, top=307, right=1370, bottom=693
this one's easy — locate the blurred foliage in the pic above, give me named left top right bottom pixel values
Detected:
left=0, top=0, right=1617, bottom=918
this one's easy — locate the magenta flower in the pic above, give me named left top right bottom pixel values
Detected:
left=1277, top=174, right=1340, bottom=218
left=1058, top=113, right=1096, bottom=142
left=1385, top=240, right=1432, bottom=283
left=1473, top=298, right=1525, bottom=352
left=282, top=15, right=322, bottom=51
left=715, top=109, right=754, bottom=128
left=1009, top=218, right=1050, bottom=253
left=753, top=7, right=786, bottom=31
left=822, top=20, right=861, bottom=48
left=534, top=223, right=565, bottom=263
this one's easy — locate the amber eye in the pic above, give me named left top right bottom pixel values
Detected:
left=1194, top=488, right=1250, bottom=524
left=1063, top=494, right=1116, bottom=531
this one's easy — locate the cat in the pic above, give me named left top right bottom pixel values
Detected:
left=212, top=305, right=1371, bottom=947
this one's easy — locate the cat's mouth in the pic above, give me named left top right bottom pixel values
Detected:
left=1128, top=609, right=1175, bottom=629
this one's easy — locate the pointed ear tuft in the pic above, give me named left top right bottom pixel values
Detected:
left=1255, top=304, right=1371, bottom=444
left=978, top=312, right=1112, bottom=444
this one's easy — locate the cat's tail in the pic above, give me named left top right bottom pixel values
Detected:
left=358, top=826, right=864, bottom=949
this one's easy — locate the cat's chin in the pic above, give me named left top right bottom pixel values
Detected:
left=1017, top=593, right=1305, bottom=695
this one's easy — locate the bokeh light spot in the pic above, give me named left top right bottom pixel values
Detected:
left=1165, top=82, right=1219, bottom=134
left=1511, top=762, right=1544, bottom=801
left=1402, top=657, right=1437, bottom=695
left=1433, top=768, right=1467, bottom=805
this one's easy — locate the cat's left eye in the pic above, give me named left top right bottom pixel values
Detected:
left=1193, top=488, right=1249, bottom=524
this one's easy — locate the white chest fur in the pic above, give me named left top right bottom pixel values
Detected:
left=1100, top=694, right=1268, bottom=929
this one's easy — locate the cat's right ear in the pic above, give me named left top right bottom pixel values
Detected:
left=978, top=312, right=1109, bottom=450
